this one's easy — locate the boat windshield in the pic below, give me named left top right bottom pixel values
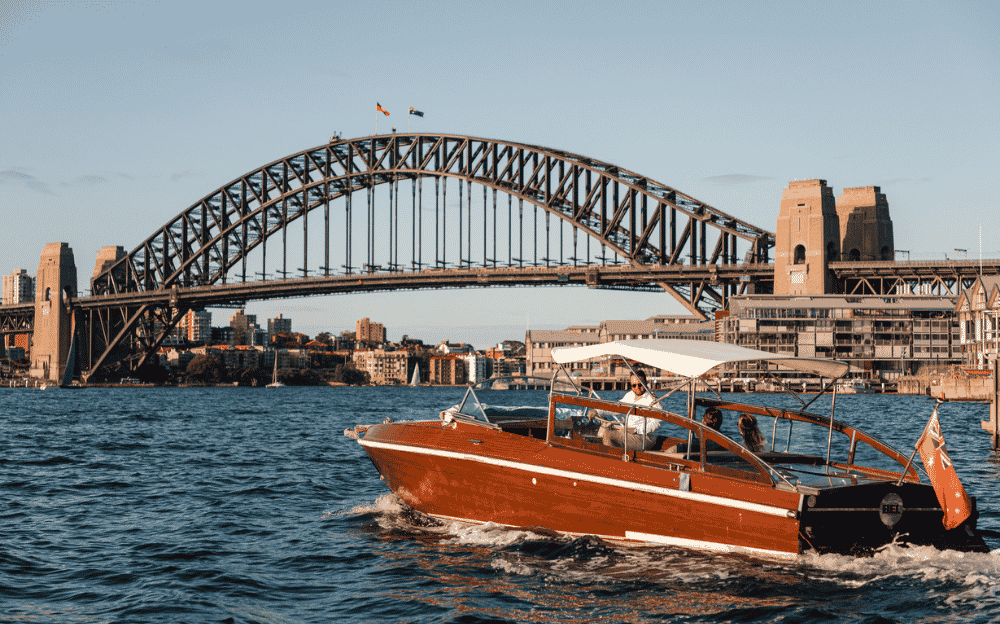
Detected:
left=454, top=376, right=596, bottom=425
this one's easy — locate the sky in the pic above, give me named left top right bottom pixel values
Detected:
left=2, top=0, right=998, bottom=347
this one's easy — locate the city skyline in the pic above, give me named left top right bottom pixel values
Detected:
left=3, top=1, right=997, bottom=347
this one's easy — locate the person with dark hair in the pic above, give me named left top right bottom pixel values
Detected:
left=738, top=412, right=767, bottom=452
left=703, top=407, right=723, bottom=432
left=598, top=370, right=661, bottom=451
left=667, top=406, right=725, bottom=454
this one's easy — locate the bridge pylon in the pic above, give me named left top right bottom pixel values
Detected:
left=29, top=243, right=77, bottom=382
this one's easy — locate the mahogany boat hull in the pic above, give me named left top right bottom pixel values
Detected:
left=357, top=419, right=989, bottom=557
left=361, top=419, right=805, bottom=558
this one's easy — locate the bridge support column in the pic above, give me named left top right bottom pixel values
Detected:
left=29, top=243, right=78, bottom=382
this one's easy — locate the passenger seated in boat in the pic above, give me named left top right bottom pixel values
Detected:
left=665, top=407, right=725, bottom=454
left=597, top=370, right=660, bottom=451
left=738, top=412, right=767, bottom=452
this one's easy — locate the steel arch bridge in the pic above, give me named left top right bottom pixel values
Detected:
left=80, top=133, right=775, bottom=380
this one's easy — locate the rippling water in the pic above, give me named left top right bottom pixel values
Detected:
left=3, top=386, right=1000, bottom=623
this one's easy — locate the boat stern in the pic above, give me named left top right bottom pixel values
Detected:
left=797, top=482, right=988, bottom=555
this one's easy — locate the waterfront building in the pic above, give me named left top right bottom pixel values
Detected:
left=356, top=317, right=386, bottom=345
left=525, top=330, right=600, bottom=376
left=649, top=314, right=703, bottom=325
left=352, top=348, right=409, bottom=385
left=598, top=319, right=714, bottom=343
left=525, top=316, right=714, bottom=379
left=955, top=276, right=1000, bottom=369
left=462, top=354, right=491, bottom=384
left=161, top=347, right=195, bottom=370
left=491, top=356, right=525, bottom=378
left=2, top=269, right=34, bottom=304
left=720, top=295, right=962, bottom=380
left=429, top=355, right=467, bottom=385
left=207, top=345, right=262, bottom=370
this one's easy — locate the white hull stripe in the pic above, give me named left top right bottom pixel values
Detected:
left=360, top=439, right=793, bottom=518
left=425, top=512, right=798, bottom=560
left=624, top=531, right=797, bottom=560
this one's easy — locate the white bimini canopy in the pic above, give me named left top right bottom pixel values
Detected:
left=550, top=340, right=849, bottom=379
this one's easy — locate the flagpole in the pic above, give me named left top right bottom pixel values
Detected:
left=375, top=104, right=378, bottom=136
left=896, top=399, right=941, bottom=486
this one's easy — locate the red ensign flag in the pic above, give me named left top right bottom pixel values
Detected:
left=917, top=408, right=972, bottom=530
left=376, top=102, right=390, bottom=116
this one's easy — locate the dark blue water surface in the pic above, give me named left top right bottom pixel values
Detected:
left=2, top=386, right=1000, bottom=623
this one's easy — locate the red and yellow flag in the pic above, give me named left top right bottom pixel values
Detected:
left=376, top=102, right=390, bottom=116
left=917, top=407, right=972, bottom=530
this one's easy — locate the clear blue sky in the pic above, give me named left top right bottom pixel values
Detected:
left=2, top=0, right=997, bottom=347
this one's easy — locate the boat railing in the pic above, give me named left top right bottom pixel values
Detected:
left=694, top=397, right=921, bottom=483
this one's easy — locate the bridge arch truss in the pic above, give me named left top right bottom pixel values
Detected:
left=84, top=133, right=775, bottom=379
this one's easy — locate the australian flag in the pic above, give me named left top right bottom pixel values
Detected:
left=917, top=406, right=972, bottom=530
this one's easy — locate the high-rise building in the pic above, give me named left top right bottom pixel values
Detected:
left=185, top=310, right=212, bottom=343
left=356, top=317, right=386, bottom=345
left=230, top=309, right=258, bottom=346
left=2, top=269, right=35, bottom=305
left=268, top=314, right=292, bottom=346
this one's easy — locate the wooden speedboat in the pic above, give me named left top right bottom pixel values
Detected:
left=347, top=340, right=988, bottom=558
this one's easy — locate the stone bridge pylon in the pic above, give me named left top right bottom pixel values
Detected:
left=29, top=243, right=77, bottom=382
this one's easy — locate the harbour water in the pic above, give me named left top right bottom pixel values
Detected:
left=3, top=386, right=1000, bottom=623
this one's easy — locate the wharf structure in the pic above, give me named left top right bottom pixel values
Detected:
left=719, top=295, right=961, bottom=380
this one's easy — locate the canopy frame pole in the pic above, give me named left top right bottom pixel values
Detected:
left=825, top=384, right=839, bottom=468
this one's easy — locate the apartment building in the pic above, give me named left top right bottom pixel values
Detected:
left=524, top=329, right=600, bottom=376
left=955, top=276, right=1000, bottom=369
left=2, top=269, right=34, bottom=304
left=720, top=295, right=962, bottom=379
left=356, top=317, right=386, bottom=345
left=352, top=349, right=409, bottom=385
left=430, top=355, right=467, bottom=385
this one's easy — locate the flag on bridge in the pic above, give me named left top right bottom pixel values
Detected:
left=376, top=102, right=390, bottom=116
left=917, top=405, right=972, bottom=530
left=408, top=107, right=424, bottom=117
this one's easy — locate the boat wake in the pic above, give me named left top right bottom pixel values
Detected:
left=347, top=495, right=1000, bottom=593
left=800, top=541, right=1000, bottom=585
